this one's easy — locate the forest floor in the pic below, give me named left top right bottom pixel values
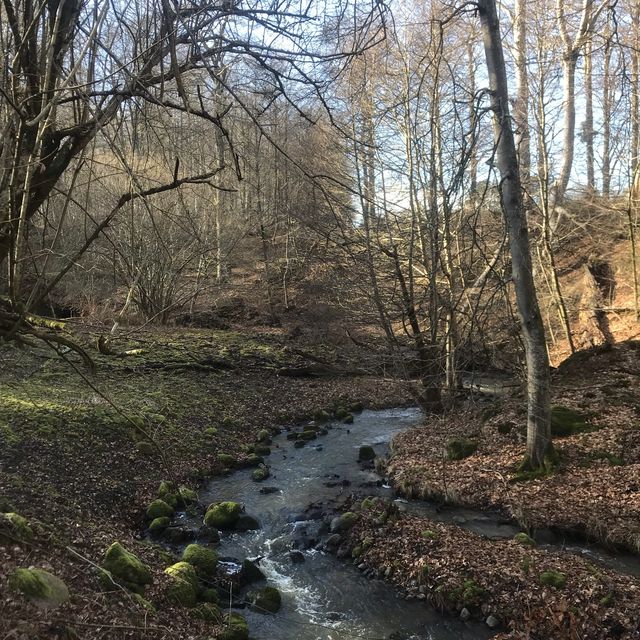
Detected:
left=2, top=324, right=640, bottom=640
left=349, top=340, right=640, bottom=639
left=0, top=323, right=412, bottom=639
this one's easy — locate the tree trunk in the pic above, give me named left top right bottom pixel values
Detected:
left=478, top=0, right=552, bottom=469
left=513, top=0, right=531, bottom=189
left=584, top=38, right=595, bottom=192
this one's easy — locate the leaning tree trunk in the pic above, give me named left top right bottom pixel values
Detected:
left=478, top=0, right=552, bottom=469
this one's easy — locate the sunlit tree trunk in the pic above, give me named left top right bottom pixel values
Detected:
left=478, top=0, right=552, bottom=469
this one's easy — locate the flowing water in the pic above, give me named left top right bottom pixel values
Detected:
left=198, top=408, right=492, bottom=640
left=187, top=405, right=640, bottom=640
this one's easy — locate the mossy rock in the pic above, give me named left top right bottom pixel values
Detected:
left=157, top=481, right=176, bottom=498
left=249, top=586, right=282, bottom=614
left=252, top=467, right=270, bottom=482
left=192, top=602, right=222, bottom=621
left=340, top=413, right=354, bottom=424
left=254, top=445, right=271, bottom=456
left=162, top=493, right=179, bottom=508
left=550, top=406, right=593, bottom=437
left=334, top=407, right=349, bottom=420
left=204, top=427, right=218, bottom=437
left=218, top=453, right=239, bottom=468
left=313, top=409, right=331, bottom=423
left=9, top=568, right=69, bottom=608
left=182, top=544, right=218, bottom=576
left=350, top=402, right=364, bottom=413
left=219, top=612, right=249, bottom=640
left=245, top=454, right=264, bottom=467
left=102, top=542, right=152, bottom=592
left=0, top=512, right=33, bottom=544
left=146, top=499, right=174, bottom=520
left=446, top=438, right=478, bottom=461
left=330, top=512, right=357, bottom=533
left=204, top=501, right=241, bottom=529
left=539, top=570, right=566, bottom=588
left=149, top=517, right=171, bottom=535
left=179, top=486, right=198, bottom=504
left=300, top=430, right=317, bottom=441
left=514, top=532, right=536, bottom=547
left=164, top=562, right=198, bottom=607
left=361, top=497, right=379, bottom=510
left=358, top=446, right=376, bottom=461
left=256, top=429, right=271, bottom=443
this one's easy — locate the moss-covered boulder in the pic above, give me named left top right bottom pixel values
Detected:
left=149, top=517, right=171, bottom=535
left=551, top=406, right=592, bottom=437
left=9, top=568, right=69, bottom=608
left=514, top=532, right=536, bottom=547
left=350, top=402, right=364, bottom=413
left=182, top=544, right=218, bottom=577
left=245, top=454, right=264, bottom=467
left=300, top=430, right=317, bottom=441
left=358, top=446, right=376, bottom=461
left=157, top=480, right=176, bottom=498
left=219, top=612, right=249, bottom=640
left=340, top=413, right=354, bottom=424
left=179, top=486, right=198, bottom=504
left=164, top=562, right=198, bottom=607
left=446, top=438, right=478, bottom=460
left=218, top=453, right=239, bottom=468
left=0, top=512, right=33, bottom=544
left=249, top=586, right=282, bottom=613
left=330, top=512, right=357, bottom=533
left=256, top=429, right=271, bottom=443
left=192, top=602, right=222, bottom=621
left=334, top=407, right=349, bottom=420
left=204, top=502, right=242, bottom=530
left=251, top=466, right=270, bottom=482
left=539, top=570, right=566, bottom=588
left=102, top=542, right=152, bottom=593
left=146, top=499, right=174, bottom=520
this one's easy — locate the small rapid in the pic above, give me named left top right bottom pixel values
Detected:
left=198, top=408, right=490, bottom=640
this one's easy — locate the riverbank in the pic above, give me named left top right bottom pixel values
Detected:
left=0, top=326, right=412, bottom=639
left=388, top=341, right=640, bottom=553
left=356, top=340, right=640, bottom=638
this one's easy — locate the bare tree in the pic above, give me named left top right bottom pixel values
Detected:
left=478, top=0, right=552, bottom=469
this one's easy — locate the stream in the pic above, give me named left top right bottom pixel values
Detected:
left=182, top=406, right=639, bottom=639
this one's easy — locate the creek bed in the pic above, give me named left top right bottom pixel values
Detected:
left=187, top=406, right=639, bottom=639
left=198, top=408, right=490, bottom=640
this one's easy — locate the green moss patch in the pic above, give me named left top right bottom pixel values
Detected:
left=9, top=568, right=69, bottom=608
left=182, top=544, right=218, bottom=576
left=249, top=586, right=282, bottom=613
left=219, top=612, right=249, bottom=640
left=102, top=542, right=152, bottom=593
left=164, top=561, right=198, bottom=607
left=204, top=501, right=241, bottom=529
left=551, top=406, right=596, bottom=437
left=539, top=570, right=567, bottom=588
left=446, top=438, right=478, bottom=461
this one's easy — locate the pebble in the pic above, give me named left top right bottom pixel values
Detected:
left=486, top=615, right=500, bottom=629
